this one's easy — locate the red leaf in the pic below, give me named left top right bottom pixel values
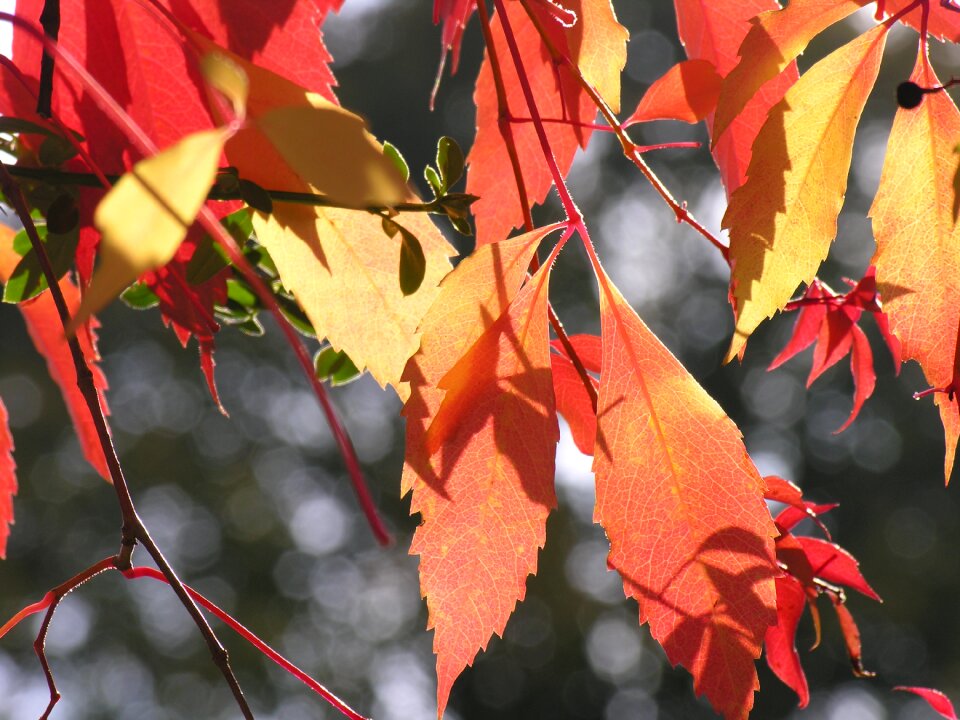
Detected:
left=0, top=398, right=16, bottom=559
left=467, top=0, right=595, bottom=246
left=769, top=283, right=828, bottom=370
left=550, top=350, right=597, bottom=454
left=763, top=475, right=804, bottom=506
left=551, top=333, right=603, bottom=373
left=434, top=0, right=476, bottom=74
left=764, top=575, right=810, bottom=708
left=592, top=263, right=777, bottom=720
left=895, top=686, right=959, bottom=719
left=830, top=595, right=874, bottom=677
left=672, top=0, right=799, bottom=194
left=798, top=536, right=881, bottom=602
left=775, top=502, right=838, bottom=535
left=836, top=323, right=875, bottom=433
left=808, top=310, right=857, bottom=386
left=883, top=0, right=960, bottom=42
left=775, top=532, right=818, bottom=599
left=625, top=59, right=723, bottom=125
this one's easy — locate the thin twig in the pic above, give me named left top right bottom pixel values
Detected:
left=36, top=0, right=59, bottom=117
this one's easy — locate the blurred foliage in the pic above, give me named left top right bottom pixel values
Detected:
left=0, top=3, right=959, bottom=720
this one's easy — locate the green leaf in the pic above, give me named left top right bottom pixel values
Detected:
left=186, top=235, right=230, bottom=286
left=437, top=136, right=464, bottom=189
left=3, top=225, right=78, bottom=303
left=424, top=165, right=444, bottom=197
left=398, top=225, right=426, bottom=296
left=237, top=316, right=265, bottom=336
left=120, top=282, right=161, bottom=309
left=314, top=345, right=361, bottom=386
left=12, top=229, right=31, bottom=256
left=276, top=292, right=316, bottom=337
left=448, top=215, right=473, bottom=236
left=383, top=141, right=410, bottom=183
left=226, top=277, right=259, bottom=309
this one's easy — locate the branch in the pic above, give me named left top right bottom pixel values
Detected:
left=36, top=0, right=59, bottom=117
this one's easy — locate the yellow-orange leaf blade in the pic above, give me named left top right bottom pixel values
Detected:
left=723, top=23, right=887, bottom=361
left=592, top=264, right=777, bottom=720
left=712, top=0, right=863, bottom=143
left=625, top=59, right=722, bottom=125
left=193, top=34, right=455, bottom=395
left=572, top=0, right=629, bottom=113
left=72, top=128, right=227, bottom=329
left=870, top=52, right=960, bottom=483
left=400, top=227, right=557, bottom=716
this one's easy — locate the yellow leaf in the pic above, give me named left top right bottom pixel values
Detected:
left=570, top=0, right=628, bottom=113
left=253, top=207, right=452, bottom=397
left=200, top=52, right=249, bottom=118
left=70, top=128, right=227, bottom=331
left=723, top=23, right=887, bottom=362
left=870, top=52, right=960, bottom=483
left=257, top=101, right=407, bottom=207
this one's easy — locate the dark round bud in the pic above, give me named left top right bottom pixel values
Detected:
left=897, top=81, right=925, bottom=109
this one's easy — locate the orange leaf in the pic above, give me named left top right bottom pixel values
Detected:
left=884, top=0, right=960, bottom=43
left=0, top=229, right=111, bottom=482
left=625, top=59, right=722, bottom=125
left=724, top=23, right=888, bottom=362
left=591, top=262, right=777, bottom=720
left=673, top=0, right=799, bottom=194
left=0, top=398, right=15, bottom=559
left=467, top=0, right=596, bottom=246
left=403, top=248, right=558, bottom=717
left=571, top=0, right=629, bottom=113
left=712, top=0, right=864, bottom=143
left=870, top=52, right=960, bottom=484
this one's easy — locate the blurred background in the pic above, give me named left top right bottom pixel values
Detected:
left=0, top=2, right=959, bottom=718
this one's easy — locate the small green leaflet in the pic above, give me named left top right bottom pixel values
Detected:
left=2, top=225, right=79, bottom=303
left=314, top=345, right=361, bottom=386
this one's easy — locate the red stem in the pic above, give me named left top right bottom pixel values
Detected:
left=0, top=11, right=390, bottom=546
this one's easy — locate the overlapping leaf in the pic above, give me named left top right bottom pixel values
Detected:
left=724, top=23, right=888, bottom=361
left=884, top=0, right=960, bottom=42
left=550, top=334, right=600, bottom=455
left=591, top=262, right=777, bottom=720
left=870, top=52, right=960, bottom=483
left=400, top=227, right=559, bottom=716
left=0, top=398, right=15, bottom=559
left=467, top=0, right=626, bottom=245
left=672, top=0, right=798, bottom=193
left=191, top=35, right=454, bottom=395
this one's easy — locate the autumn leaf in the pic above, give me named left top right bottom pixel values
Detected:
left=0, top=229, right=111, bottom=482
left=591, top=261, right=777, bottom=720
left=724, top=23, right=888, bottom=362
left=672, top=0, right=798, bottom=193
left=190, top=34, right=455, bottom=396
left=550, top=334, right=601, bottom=455
left=0, top=398, right=15, bottom=559
left=764, top=575, right=809, bottom=707
left=467, top=0, right=597, bottom=246
left=624, top=59, right=722, bottom=125
left=712, top=0, right=863, bottom=143
left=895, top=686, right=959, bottom=719
left=69, top=128, right=228, bottom=331
left=884, top=0, right=960, bottom=43
left=570, top=0, right=629, bottom=114
left=870, top=51, right=960, bottom=484
left=400, top=228, right=559, bottom=716
left=798, top=536, right=880, bottom=602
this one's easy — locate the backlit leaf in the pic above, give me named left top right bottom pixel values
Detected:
left=572, top=0, right=629, bottom=113
left=712, top=0, right=863, bottom=143
left=0, top=398, right=15, bottom=559
left=870, top=52, right=960, bottom=484
left=625, top=59, right=722, bottom=125
left=895, top=686, right=959, bottom=719
left=764, top=575, right=809, bottom=707
left=673, top=0, right=799, bottom=194
left=592, top=262, right=777, bottom=720
left=401, top=226, right=558, bottom=716
left=724, top=23, right=887, bottom=361
left=883, top=0, right=960, bottom=42
left=71, top=129, right=228, bottom=330
left=798, top=536, right=880, bottom=602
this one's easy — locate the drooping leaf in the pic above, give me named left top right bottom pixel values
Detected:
left=672, top=0, right=799, bottom=194
left=797, top=536, right=881, bottom=602
left=400, top=226, right=558, bottom=716
left=769, top=283, right=829, bottom=370
left=70, top=128, right=228, bottom=331
left=0, top=230, right=111, bottom=482
left=712, top=0, right=864, bottom=143
left=550, top=351, right=598, bottom=455
left=870, top=52, right=960, bottom=484
left=467, top=0, right=597, bottom=246
left=829, top=595, right=874, bottom=677
left=0, top=398, right=16, bottom=559
left=591, top=262, right=777, bottom=720
left=724, top=23, right=888, bottom=361
left=625, top=59, right=722, bottom=126
left=895, top=686, right=959, bottom=720
left=192, top=34, right=455, bottom=396
left=764, top=575, right=810, bottom=708
left=837, top=322, right=875, bottom=433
